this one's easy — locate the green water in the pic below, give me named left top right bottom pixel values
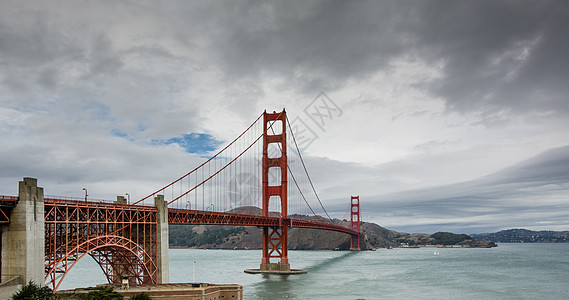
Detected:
left=61, top=244, right=569, bottom=299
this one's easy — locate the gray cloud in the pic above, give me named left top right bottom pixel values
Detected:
left=360, top=145, right=569, bottom=233
left=411, top=1, right=569, bottom=118
left=1, top=0, right=568, bottom=233
left=204, top=0, right=415, bottom=95
left=4, top=1, right=567, bottom=119
left=0, top=2, right=201, bottom=138
left=160, top=0, right=569, bottom=119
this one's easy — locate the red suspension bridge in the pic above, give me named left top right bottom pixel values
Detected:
left=0, top=109, right=362, bottom=292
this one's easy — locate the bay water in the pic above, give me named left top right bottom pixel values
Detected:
left=60, top=243, right=569, bottom=299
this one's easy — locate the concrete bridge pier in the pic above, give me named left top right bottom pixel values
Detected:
left=115, top=195, right=169, bottom=285
left=154, top=195, right=169, bottom=284
left=1, top=177, right=45, bottom=285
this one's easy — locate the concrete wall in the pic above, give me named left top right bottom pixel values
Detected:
left=1, top=177, right=45, bottom=285
left=154, top=195, right=169, bottom=284
left=0, top=283, right=22, bottom=300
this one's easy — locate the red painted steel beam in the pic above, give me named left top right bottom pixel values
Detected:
left=290, top=219, right=361, bottom=236
left=0, top=195, right=18, bottom=202
left=45, top=198, right=359, bottom=235
left=44, top=198, right=157, bottom=213
left=169, top=207, right=360, bottom=236
left=168, top=208, right=281, bottom=226
left=0, top=195, right=19, bottom=224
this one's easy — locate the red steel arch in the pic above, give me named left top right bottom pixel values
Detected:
left=45, top=235, right=156, bottom=291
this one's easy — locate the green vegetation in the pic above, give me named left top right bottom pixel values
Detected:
left=11, top=283, right=151, bottom=300
left=83, top=287, right=123, bottom=300
left=406, top=240, right=418, bottom=246
left=432, top=232, right=472, bottom=245
left=129, top=292, right=152, bottom=300
left=472, top=229, right=569, bottom=243
left=12, top=281, right=52, bottom=300
left=169, top=225, right=245, bottom=247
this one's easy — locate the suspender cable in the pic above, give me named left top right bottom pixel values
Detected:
left=268, top=124, right=327, bottom=223
left=286, top=115, right=333, bottom=221
left=133, top=113, right=263, bottom=205
left=167, top=111, right=284, bottom=205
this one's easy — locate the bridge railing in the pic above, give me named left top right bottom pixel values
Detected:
left=3, top=194, right=359, bottom=235
left=45, top=195, right=113, bottom=203
left=291, top=219, right=361, bottom=236
left=0, top=195, right=18, bottom=202
left=44, top=198, right=158, bottom=213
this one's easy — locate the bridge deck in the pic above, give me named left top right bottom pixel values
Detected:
left=2, top=196, right=359, bottom=236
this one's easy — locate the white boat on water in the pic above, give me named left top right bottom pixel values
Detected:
left=433, top=250, right=440, bottom=256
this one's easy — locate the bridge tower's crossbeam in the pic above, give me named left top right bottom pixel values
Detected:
left=260, top=110, right=290, bottom=271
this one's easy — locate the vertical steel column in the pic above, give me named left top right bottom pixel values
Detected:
left=350, top=196, right=361, bottom=251
left=261, top=109, right=290, bottom=271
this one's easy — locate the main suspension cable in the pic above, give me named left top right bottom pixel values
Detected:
left=133, top=113, right=263, bottom=205
left=268, top=122, right=327, bottom=223
left=286, top=115, right=333, bottom=221
left=167, top=111, right=284, bottom=205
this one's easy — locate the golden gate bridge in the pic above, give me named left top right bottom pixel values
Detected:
left=0, top=109, right=362, bottom=292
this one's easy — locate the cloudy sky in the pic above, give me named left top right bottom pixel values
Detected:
left=1, top=0, right=568, bottom=234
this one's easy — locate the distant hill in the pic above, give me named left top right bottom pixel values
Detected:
left=471, top=229, right=569, bottom=243
left=169, top=211, right=496, bottom=249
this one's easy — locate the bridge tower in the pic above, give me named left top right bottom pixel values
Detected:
left=350, top=196, right=361, bottom=251
left=260, top=109, right=290, bottom=271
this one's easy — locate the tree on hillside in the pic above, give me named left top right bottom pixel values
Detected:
left=432, top=232, right=472, bottom=245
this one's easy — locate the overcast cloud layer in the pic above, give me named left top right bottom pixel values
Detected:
left=1, top=0, right=568, bottom=233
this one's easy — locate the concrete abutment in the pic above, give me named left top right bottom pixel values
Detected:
left=1, top=178, right=45, bottom=286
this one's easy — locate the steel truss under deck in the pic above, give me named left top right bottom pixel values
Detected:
left=44, top=199, right=159, bottom=291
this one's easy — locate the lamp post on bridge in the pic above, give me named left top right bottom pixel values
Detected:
left=125, top=193, right=130, bottom=204
left=82, top=188, right=88, bottom=201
